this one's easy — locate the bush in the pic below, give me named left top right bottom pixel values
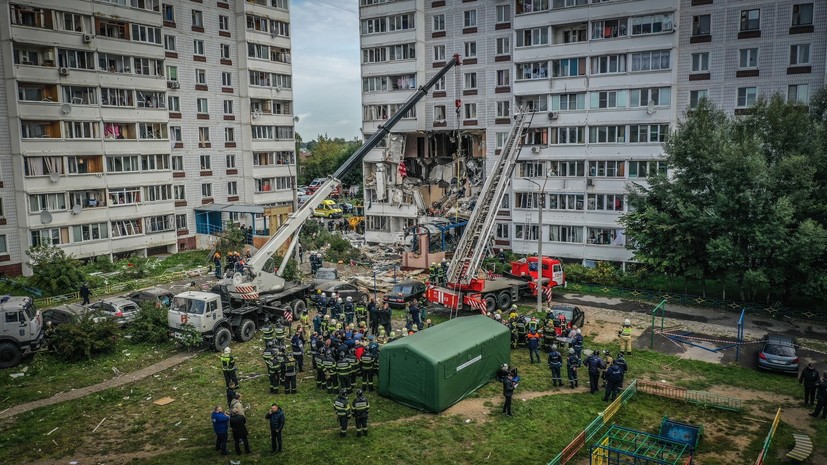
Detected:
left=564, top=262, right=622, bottom=286
left=119, top=255, right=150, bottom=279
left=174, top=323, right=203, bottom=351
left=26, top=245, right=87, bottom=297
left=127, top=303, right=171, bottom=344
left=52, top=313, right=119, bottom=362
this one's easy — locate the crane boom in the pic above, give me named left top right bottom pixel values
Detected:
left=227, top=55, right=462, bottom=300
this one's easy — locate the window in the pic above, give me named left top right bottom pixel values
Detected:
left=464, top=10, right=477, bottom=28
left=433, top=45, right=445, bottom=62
left=228, top=181, right=238, bottom=196
left=63, top=86, right=97, bottom=105
left=515, top=192, right=541, bottom=209
left=64, top=121, right=99, bottom=139
left=523, top=128, right=548, bottom=145
left=588, top=161, right=625, bottom=178
left=164, top=35, right=176, bottom=52
left=434, top=105, right=446, bottom=122
left=170, top=126, right=182, bottom=142
left=361, top=17, right=386, bottom=35
left=790, top=44, right=810, bottom=65
left=496, top=70, right=510, bottom=87
left=739, top=48, right=758, bottom=68
left=628, top=160, right=667, bottom=178
left=225, top=154, right=236, bottom=169
left=549, top=161, right=584, bottom=177
left=389, top=13, right=415, bottom=31
left=588, top=228, right=624, bottom=245
left=248, top=43, right=268, bottom=60
left=495, top=223, right=510, bottom=240
left=67, top=155, right=102, bottom=174
left=518, top=61, right=550, bottom=79
left=517, top=0, right=550, bottom=14
left=29, top=193, right=67, bottom=212
left=433, top=14, right=445, bottom=32
left=98, top=18, right=128, bottom=39
left=689, top=90, right=708, bottom=109
left=192, top=10, right=203, bottom=28
left=198, top=127, right=210, bottom=143
left=464, top=73, right=477, bottom=90
left=225, top=128, right=235, bottom=142
left=464, top=42, right=477, bottom=59
left=551, top=93, right=586, bottom=111
left=174, top=185, right=186, bottom=200
left=111, top=219, right=142, bottom=238
left=144, top=185, right=171, bottom=201
left=591, top=19, right=627, bottom=39
left=588, top=125, right=626, bottom=143
left=631, top=14, right=673, bottom=35
left=740, top=9, right=760, bottom=31
left=168, top=95, right=180, bottom=112
left=630, top=88, right=670, bottom=108
left=196, top=98, right=208, bottom=114
left=792, top=4, right=814, bottom=26
left=146, top=215, right=173, bottom=233
left=549, top=225, right=583, bottom=243
left=223, top=100, right=233, bottom=115
left=176, top=214, right=188, bottom=230
left=134, top=57, right=164, bottom=77
left=132, top=24, right=162, bottom=45
left=787, top=84, right=809, bottom=104
left=106, top=155, right=140, bottom=173
left=71, top=223, right=109, bottom=243
left=496, top=37, right=510, bottom=56
left=464, top=103, right=477, bottom=120
left=631, top=51, right=670, bottom=72
left=193, top=39, right=205, bottom=56
left=58, top=49, right=95, bottom=70
left=195, top=69, right=206, bottom=85
left=496, top=5, right=511, bottom=24
left=691, top=52, right=709, bottom=72
left=593, top=91, right=623, bottom=109
left=219, top=15, right=229, bottom=31
left=139, top=123, right=167, bottom=140
left=108, top=187, right=141, bottom=206
left=496, top=101, right=510, bottom=118
left=629, top=124, right=669, bottom=143
left=200, top=155, right=211, bottom=170
left=520, top=161, right=545, bottom=177
left=516, top=27, right=549, bottom=47
left=547, top=193, right=584, bottom=211
left=222, top=72, right=232, bottom=87
left=552, top=58, right=585, bottom=77
left=220, top=44, right=231, bottom=60
left=59, top=12, right=86, bottom=33
left=692, top=15, right=710, bottom=36
left=592, top=54, right=627, bottom=74
left=166, top=65, right=178, bottom=81
left=163, top=4, right=175, bottom=22
left=550, top=127, right=585, bottom=145
left=434, top=77, right=445, bottom=91
left=31, top=228, right=69, bottom=246
left=101, top=88, right=133, bottom=107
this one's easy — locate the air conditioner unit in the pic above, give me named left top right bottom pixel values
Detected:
left=166, top=81, right=180, bottom=89
left=58, top=67, right=70, bottom=76
left=547, top=112, right=558, bottom=120
left=82, top=33, right=93, bottom=43
left=586, top=178, right=594, bottom=187
left=531, top=146, right=541, bottom=154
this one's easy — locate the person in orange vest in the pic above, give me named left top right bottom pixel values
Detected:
left=213, top=252, right=222, bottom=278
left=527, top=329, right=542, bottom=363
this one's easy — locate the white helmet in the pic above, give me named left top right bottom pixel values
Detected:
left=224, top=347, right=231, bottom=354
left=624, top=319, right=631, bottom=326
left=337, top=298, right=343, bottom=304
left=321, top=292, right=327, bottom=297
left=346, top=296, right=352, bottom=302
left=576, top=328, right=581, bottom=335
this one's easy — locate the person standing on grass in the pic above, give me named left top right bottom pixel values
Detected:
left=547, top=344, right=563, bottom=387
left=502, top=370, right=518, bottom=416
left=225, top=382, right=237, bottom=408
left=334, top=389, right=352, bottom=437
left=810, top=375, right=827, bottom=419
left=229, top=392, right=245, bottom=417
left=585, top=351, right=604, bottom=394
left=265, top=403, right=285, bottom=453
left=800, top=363, right=820, bottom=406
left=566, top=348, right=581, bottom=389
left=603, top=362, right=624, bottom=402
left=220, top=347, right=239, bottom=387
left=211, top=405, right=230, bottom=456
left=229, top=408, right=250, bottom=455
left=527, top=329, right=541, bottom=363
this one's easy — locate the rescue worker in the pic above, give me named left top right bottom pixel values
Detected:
left=585, top=351, right=604, bottom=394
left=435, top=261, right=445, bottom=286
left=355, top=297, right=368, bottom=326
left=334, top=297, right=345, bottom=322
left=333, top=389, right=352, bottom=437
left=320, top=314, right=330, bottom=335
left=618, top=319, right=633, bottom=355
left=566, top=348, right=581, bottom=389
left=601, top=350, right=614, bottom=388
left=264, top=350, right=280, bottom=394
left=221, top=347, right=238, bottom=387
left=527, top=316, right=540, bottom=332
left=352, top=389, right=370, bottom=437
left=317, top=292, right=328, bottom=315
left=313, top=338, right=325, bottom=389
left=273, top=320, right=286, bottom=349
left=312, top=313, right=322, bottom=334
left=571, top=328, right=584, bottom=358
left=323, top=350, right=338, bottom=394
left=360, top=341, right=376, bottom=391
left=440, top=258, right=449, bottom=278
left=508, top=305, right=519, bottom=320
left=603, top=362, right=624, bottom=402
left=367, top=298, right=378, bottom=335
left=547, top=344, right=563, bottom=387
left=336, top=351, right=351, bottom=394
left=800, top=363, right=820, bottom=406
left=344, top=296, right=355, bottom=325
left=515, top=315, right=528, bottom=346
left=282, top=353, right=298, bottom=394
left=614, top=353, right=628, bottom=387
left=428, top=262, right=438, bottom=285
left=810, top=374, right=827, bottom=419
left=345, top=348, right=359, bottom=388
left=527, top=329, right=541, bottom=364
left=291, top=332, right=304, bottom=372
left=409, top=299, right=421, bottom=329
left=377, top=327, right=387, bottom=344
left=261, top=318, right=275, bottom=349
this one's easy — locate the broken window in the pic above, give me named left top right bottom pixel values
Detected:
left=366, top=216, right=389, bottom=232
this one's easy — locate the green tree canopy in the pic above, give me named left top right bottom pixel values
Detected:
left=300, top=135, right=363, bottom=187
left=26, top=245, right=87, bottom=297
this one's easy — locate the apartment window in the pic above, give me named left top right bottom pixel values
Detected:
left=192, top=10, right=203, bottom=28
left=193, top=39, right=205, bottom=56
left=788, top=84, right=809, bottom=104
left=631, top=14, right=673, bottom=35
left=629, top=124, right=669, bottom=143
left=172, top=185, right=185, bottom=201
left=523, top=128, right=548, bottom=145
left=132, top=24, right=162, bottom=45
left=517, top=0, right=550, bottom=14
left=549, top=161, right=584, bottom=177
left=101, top=88, right=133, bottom=107
left=495, top=223, right=510, bottom=240
left=551, top=58, right=584, bottom=77
left=389, top=13, right=414, bottom=31
left=464, top=73, right=477, bottom=90
left=496, top=101, right=510, bottom=118
left=516, top=27, right=549, bottom=47
left=464, top=42, right=477, bottom=59
left=552, top=93, right=586, bottom=111
left=464, top=10, right=477, bottom=28
left=518, top=61, right=549, bottom=79
left=633, top=51, right=670, bottom=71
left=71, top=223, right=109, bottom=243
left=739, top=48, right=758, bottom=68
left=692, top=15, right=710, bottom=36
left=496, top=37, right=510, bottom=56
left=106, top=155, right=139, bottom=173
left=164, top=35, right=176, bottom=52
left=589, top=125, right=626, bottom=143
left=111, top=220, right=142, bottom=238
left=225, top=128, right=235, bottom=142
left=225, top=154, right=236, bottom=169
left=98, top=19, right=128, bottom=39
left=198, top=127, right=210, bottom=142
left=195, top=69, right=206, bottom=85
left=433, top=45, right=445, bottom=62
left=587, top=194, right=625, bottom=212
left=514, top=225, right=539, bottom=241
left=29, top=193, right=67, bottom=213
left=176, top=214, right=187, bottom=231
left=740, top=9, right=760, bottom=31
left=63, top=86, right=97, bottom=105
left=691, top=52, right=709, bottom=72
left=496, top=5, right=511, bottom=23
left=520, top=161, right=544, bottom=177
left=163, top=4, right=175, bottom=22
left=64, top=121, right=99, bottom=139
left=792, top=4, right=814, bottom=26
left=167, top=96, right=180, bottom=112
left=32, top=228, right=70, bottom=246
left=196, top=98, right=208, bottom=113
left=588, top=161, right=625, bottom=178
left=220, top=44, right=231, bottom=60
left=592, top=54, right=627, bottom=74
left=630, top=88, right=670, bottom=107
left=496, top=70, right=510, bottom=87
left=550, top=127, right=585, bottom=145
left=790, top=44, right=810, bottom=65
left=222, top=100, right=233, bottom=115
left=222, top=72, right=232, bottom=87
left=629, top=160, right=667, bottom=178
left=594, top=91, right=622, bottom=109
left=495, top=132, right=508, bottom=149
left=434, top=105, right=446, bottom=122
left=144, top=185, right=172, bottom=201
left=433, top=14, right=445, bottom=32
left=170, top=126, right=182, bottom=142
left=59, top=49, right=95, bottom=70
left=145, top=215, right=173, bottom=233
left=591, top=19, right=627, bottom=39
left=549, top=225, right=583, bottom=244
left=433, top=77, right=445, bottom=91
left=689, top=90, right=708, bottom=109
left=464, top=103, right=477, bottom=120
left=166, top=65, right=178, bottom=81
left=547, top=194, right=584, bottom=211
left=199, top=155, right=211, bottom=170
left=222, top=180, right=236, bottom=197
left=219, top=15, right=229, bottom=31
left=60, top=12, right=86, bottom=33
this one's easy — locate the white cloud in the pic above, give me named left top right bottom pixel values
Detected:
left=292, top=0, right=362, bottom=141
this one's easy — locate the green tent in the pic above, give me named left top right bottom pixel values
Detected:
left=378, top=315, right=511, bottom=412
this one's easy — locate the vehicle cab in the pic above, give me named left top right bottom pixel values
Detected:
left=0, top=295, right=44, bottom=368
left=314, top=199, right=343, bottom=218
left=511, top=256, right=565, bottom=287
left=168, top=291, right=223, bottom=336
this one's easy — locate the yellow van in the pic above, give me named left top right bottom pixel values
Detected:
left=313, top=199, right=343, bottom=218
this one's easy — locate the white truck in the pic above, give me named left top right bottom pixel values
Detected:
left=0, top=295, right=45, bottom=368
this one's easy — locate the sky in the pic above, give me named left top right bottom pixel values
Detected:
left=291, top=0, right=363, bottom=141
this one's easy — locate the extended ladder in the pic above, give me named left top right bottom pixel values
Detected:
left=446, top=111, right=530, bottom=287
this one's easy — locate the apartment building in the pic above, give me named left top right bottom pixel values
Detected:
left=0, top=0, right=294, bottom=276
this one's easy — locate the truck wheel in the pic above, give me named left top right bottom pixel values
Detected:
left=235, top=319, right=256, bottom=342
left=291, top=299, right=306, bottom=320
left=213, top=327, right=232, bottom=352
left=0, top=342, right=23, bottom=369
left=497, top=292, right=513, bottom=311
left=484, top=294, right=497, bottom=313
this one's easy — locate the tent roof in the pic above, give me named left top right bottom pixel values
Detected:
left=386, top=315, right=509, bottom=361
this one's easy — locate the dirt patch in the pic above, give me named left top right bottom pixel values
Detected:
left=441, top=390, right=575, bottom=423
left=707, top=385, right=819, bottom=436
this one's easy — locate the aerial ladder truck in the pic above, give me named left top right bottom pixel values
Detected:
left=168, top=56, right=462, bottom=351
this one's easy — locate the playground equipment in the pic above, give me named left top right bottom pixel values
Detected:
left=651, top=301, right=747, bottom=361
left=591, top=425, right=694, bottom=465
left=658, top=417, right=703, bottom=452
left=637, top=380, right=742, bottom=411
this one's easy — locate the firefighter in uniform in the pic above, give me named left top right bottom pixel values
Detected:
left=359, top=344, right=376, bottom=391
left=337, top=351, right=352, bottom=394
left=355, top=298, right=368, bottom=327
left=313, top=341, right=326, bottom=389
left=601, top=350, right=614, bottom=388
left=346, top=348, right=359, bottom=388
left=265, top=349, right=280, bottom=394
left=282, top=353, right=298, bottom=394
left=618, top=319, right=633, bottom=355
left=527, top=316, right=540, bottom=332
left=333, top=389, right=352, bottom=437
left=435, top=261, right=445, bottom=286
left=320, top=314, right=330, bottom=335
left=352, top=389, right=370, bottom=437
left=547, top=344, right=563, bottom=387
left=515, top=316, right=528, bottom=346
left=566, top=348, right=581, bottom=389
left=317, top=292, right=328, bottom=315
left=220, top=347, right=238, bottom=387
left=344, top=296, right=355, bottom=325
left=273, top=320, right=286, bottom=349
left=261, top=318, right=275, bottom=349
left=291, top=332, right=304, bottom=372
left=323, top=350, right=338, bottom=394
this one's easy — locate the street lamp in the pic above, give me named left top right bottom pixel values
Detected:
left=523, top=175, right=550, bottom=314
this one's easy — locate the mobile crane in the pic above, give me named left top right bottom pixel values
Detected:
left=426, top=110, right=565, bottom=313
left=168, top=56, right=462, bottom=351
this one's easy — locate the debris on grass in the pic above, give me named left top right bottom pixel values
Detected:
left=92, top=417, right=106, bottom=433
left=153, top=397, right=175, bottom=406
left=46, top=427, right=58, bottom=436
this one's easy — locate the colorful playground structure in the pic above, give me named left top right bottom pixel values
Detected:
left=590, top=416, right=703, bottom=465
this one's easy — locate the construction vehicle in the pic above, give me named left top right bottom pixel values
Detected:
left=0, top=295, right=45, bottom=368
left=426, top=111, right=565, bottom=313
left=168, top=55, right=462, bottom=351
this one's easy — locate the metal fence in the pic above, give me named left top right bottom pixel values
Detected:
left=561, top=282, right=825, bottom=322
left=637, top=380, right=742, bottom=412
left=755, top=408, right=782, bottom=465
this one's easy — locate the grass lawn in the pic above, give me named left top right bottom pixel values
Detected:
left=0, top=320, right=821, bottom=465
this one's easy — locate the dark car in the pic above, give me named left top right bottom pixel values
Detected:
left=42, top=304, right=87, bottom=327
left=128, top=287, right=175, bottom=308
left=313, top=267, right=340, bottom=286
left=547, top=304, right=585, bottom=329
left=315, top=281, right=367, bottom=304
left=757, top=333, right=799, bottom=374
left=383, top=280, right=427, bottom=309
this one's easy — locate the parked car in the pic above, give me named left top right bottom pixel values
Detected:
left=757, top=333, right=799, bottom=374
left=128, top=287, right=174, bottom=308
left=547, top=304, right=585, bottom=330
left=306, top=178, right=325, bottom=194
left=88, top=297, right=141, bottom=327
left=313, top=267, right=339, bottom=286
left=314, top=199, right=343, bottom=218
left=383, top=280, right=427, bottom=309
left=337, top=202, right=354, bottom=214
left=314, top=281, right=367, bottom=304
left=42, top=304, right=88, bottom=328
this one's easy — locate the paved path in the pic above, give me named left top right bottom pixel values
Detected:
left=0, top=352, right=194, bottom=420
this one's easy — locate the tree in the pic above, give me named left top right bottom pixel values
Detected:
left=299, top=135, right=363, bottom=188
left=26, top=245, right=87, bottom=297
left=214, top=222, right=248, bottom=257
